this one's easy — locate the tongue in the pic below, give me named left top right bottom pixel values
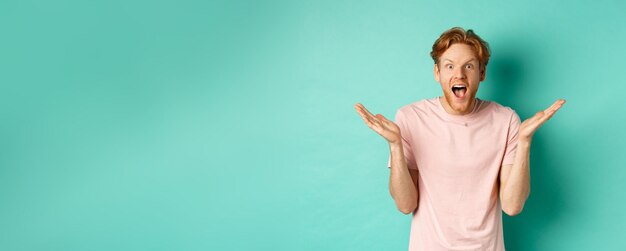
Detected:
left=454, top=88, right=466, bottom=98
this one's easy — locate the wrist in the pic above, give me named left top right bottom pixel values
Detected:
left=518, top=138, right=532, bottom=148
left=389, top=142, right=403, bottom=151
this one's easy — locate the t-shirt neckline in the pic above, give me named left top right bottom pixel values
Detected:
left=435, top=96, right=488, bottom=123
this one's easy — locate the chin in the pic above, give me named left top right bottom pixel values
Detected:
left=444, top=93, right=475, bottom=114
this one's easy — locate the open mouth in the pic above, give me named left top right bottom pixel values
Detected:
left=451, top=85, right=467, bottom=98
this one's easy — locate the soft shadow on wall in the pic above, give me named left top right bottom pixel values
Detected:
left=483, top=39, right=568, bottom=251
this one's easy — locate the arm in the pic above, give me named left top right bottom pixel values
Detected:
left=499, top=140, right=530, bottom=216
left=499, top=99, right=565, bottom=216
left=389, top=143, right=419, bottom=214
left=355, top=103, right=418, bottom=214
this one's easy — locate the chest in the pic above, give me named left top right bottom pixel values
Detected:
left=411, top=117, right=509, bottom=174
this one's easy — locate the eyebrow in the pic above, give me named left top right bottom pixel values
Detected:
left=442, top=58, right=478, bottom=64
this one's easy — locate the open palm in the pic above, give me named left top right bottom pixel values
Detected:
left=354, top=103, right=401, bottom=144
left=520, top=99, right=566, bottom=141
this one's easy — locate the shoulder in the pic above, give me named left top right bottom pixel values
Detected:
left=482, top=100, right=520, bottom=123
left=396, top=98, right=439, bottom=117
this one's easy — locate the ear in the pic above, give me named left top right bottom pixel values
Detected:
left=480, top=66, right=486, bottom=82
left=434, top=64, right=440, bottom=83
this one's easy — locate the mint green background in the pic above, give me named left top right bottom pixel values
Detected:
left=1, top=0, right=625, bottom=250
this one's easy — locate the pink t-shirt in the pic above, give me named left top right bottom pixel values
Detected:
left=387, top=97, right=520, bottom=251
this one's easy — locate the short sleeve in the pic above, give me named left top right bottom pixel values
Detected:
left=387, top=109, right=418, bottom=170
left=502, top=111, right=521, bottom=166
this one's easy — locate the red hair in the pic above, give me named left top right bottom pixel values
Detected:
left=430, top=27, right=491, bottom=70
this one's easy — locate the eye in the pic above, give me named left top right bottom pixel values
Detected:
left=446, top=64, right=453, bottom=70
left=465, top=64, right=473, bottom=69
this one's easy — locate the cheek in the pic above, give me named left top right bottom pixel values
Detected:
left=439, top=71, right=453, bottom=81
left=470, top=71, right=482, bottom=82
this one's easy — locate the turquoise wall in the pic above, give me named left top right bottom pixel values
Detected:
left=1, top=0, right=625, bottom=250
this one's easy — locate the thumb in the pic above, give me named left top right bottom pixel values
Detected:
left=528, top=111, right=544, bottom=123
left=375, top=114, right=388, bottom=122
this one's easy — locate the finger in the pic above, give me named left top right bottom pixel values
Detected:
left=375, top=114, right=390, bottom=123
left=357, top=109, right=377, bottom=127
left=362, top=116, right=384, bottom=133
left=358, top=105, right=385, bottom=129
left=354, top=103, right=375, bottom=120
left=375, top=114, right=393, bottom=128
left=539, top=99, right=566, bottom=123
left=354, top=103, right=376, bottom=122
left=539, top=109, right=559, bottom=124
left=536, top=110, right=558, bottom=126
left=527, top=111, right=544, bottom=124
left=355, top=103, right=377, bottom=120
left=354, top=104, right=384, bottom=130
left=544, top=99, right=566, bottom=113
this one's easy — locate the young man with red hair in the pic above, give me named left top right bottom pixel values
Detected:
left=354, top=27, right=565, bottom=250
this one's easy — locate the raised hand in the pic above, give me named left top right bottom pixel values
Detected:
left=519, top=99, right=566, bottom=142
left=354, top=103, right=401, bottom=144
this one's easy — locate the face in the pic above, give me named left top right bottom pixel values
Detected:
left=434, top=43, right=486, bottom=115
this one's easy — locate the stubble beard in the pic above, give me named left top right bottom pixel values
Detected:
left=443, top=90, right=476, bottom=115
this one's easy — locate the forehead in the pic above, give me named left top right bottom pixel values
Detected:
left=440, top=43, right=478, bottom=62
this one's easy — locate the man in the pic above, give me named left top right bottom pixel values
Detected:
left=354, top=27, right=565, bottom=250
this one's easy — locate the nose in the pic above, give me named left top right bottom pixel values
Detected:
left=453, top=67, right=466, bottom=79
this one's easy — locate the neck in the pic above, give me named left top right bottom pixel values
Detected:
left=439, top=96, right=477, bottom=115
